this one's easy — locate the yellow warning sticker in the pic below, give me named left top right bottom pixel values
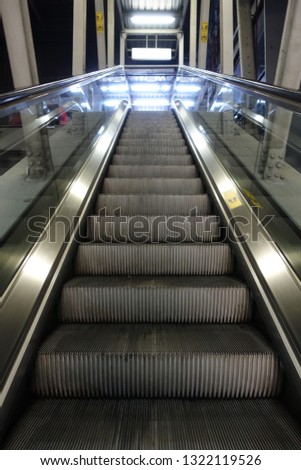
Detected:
left=96, top=11, right=104, bottom=33
left=201, top=21, right=208, bottom=43
left=223, top=190, right=243, bottom=210
left=243, top=189, right=263, bottom=209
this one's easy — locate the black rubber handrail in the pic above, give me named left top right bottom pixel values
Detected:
left=180, top=66, right=301, bottom=112
left=0, top=66, right=124, bottom=109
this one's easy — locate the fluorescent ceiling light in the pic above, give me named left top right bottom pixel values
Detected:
left=132, top=48, right=172, bottom=61
left=176, top=84, right=201, bottom=93
left=133, top=98, right=170, bottom=107
left=101, top=84, right=128, bottom=93
left=131, top=83, right=161, bottom=92
left=131, top=15, right=176, bottom=25
left=104, top=99, right=120, bottom=107
left=161, top=84, right=171, bottom=92
left=182, top=100, right=195, bottom=108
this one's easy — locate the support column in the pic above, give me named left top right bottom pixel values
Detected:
left=1, top=0, right=39, bottom=88
left=220, top=0, right=234, bottom=75
left=107, top=0, right=115, bottom=67
left=198, top=0, right=210, bottom=69
left=260, top=0, right=301, bottom=180
left=120, top=32, right=126, bottom=66
left=72, top=0, right=87, bottom=76
left=2, top=0, right=52, bottom=179
left=236, top=0, right=256, bottom=79
left=189, top=0, right=197, bottom=67
left=178, top=33, right=184, bottom=66
left=95, top=0, right=107, bottom=69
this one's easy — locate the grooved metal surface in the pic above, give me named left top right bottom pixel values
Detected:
left=75, top=243, right=233, bottom=276
left=118, top=138, right=186, bottom=146
left=101, top=178, right=204, bottom=194
left=116, top=146, right=189, bottom=155
left=4, top=398, right=301, bottom=450
left=107, top=165, right=199, bottom=178
left=112, top=154, right=193, bottom=165
left=33, top=324, right=280, bottom=398
left=96, top=194, right=211, bottom=215
left=60, top=275, right=250, bottom=323
left=88, top=215, right=221, bottom=242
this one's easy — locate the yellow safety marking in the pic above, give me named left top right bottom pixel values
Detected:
left=201, top=21, right=208, bottom=43
left=243, top=189, right=263, bottom=209
left=223, top=190, right=243, bottom=210
left=96, top=11, right=104, bottom=33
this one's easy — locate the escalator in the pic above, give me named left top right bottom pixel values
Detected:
left=2, top=110, right=301, bottom=449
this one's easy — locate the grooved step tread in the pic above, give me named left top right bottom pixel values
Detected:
left=112, top=155, right=193, bottom=165
left=116, top=146, right=189, bottom=155
left=101, top=178, right=204, bottom=194
left=60, top=275, right=250, bottom=323
left=33, top=324, right=280, bottom=398
left=107, top=165, right=199, bottom=178
left=88, top=214, right=221, bottom=242
left=96, top=194, right=211, bottom=215
left=75, top=243, right=233, bottom=276
left=4, top=399, right=301, bottom=449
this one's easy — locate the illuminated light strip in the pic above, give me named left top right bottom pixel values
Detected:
left=132, top=48, right=172, bottom=61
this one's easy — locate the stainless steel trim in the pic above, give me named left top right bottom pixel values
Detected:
left=174, top=100, right=301, bottom=379
left=0, top=100, right=129, bottom=404
left=179, top=65, right=301, bottom=113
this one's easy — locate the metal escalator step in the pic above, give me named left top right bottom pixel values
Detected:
left=88, top=214, right=220, bottom=242
left=118, top=138, right=186, bottom=146
left=75, top=243, right=233, bottom=276
left=107, top=165, right=199, bottom=178
left=112, top=154, right=193, bottom=165
left=33, top=324, right=280, bottom=398
left=121, top=131, right=183, bottom=138
left=116, top=146, right=189, bottom=155
left=96, top=194, right=211, bottom=215
left=60, top=276, right=250, bottom=323
left=4, top=398, right=301, bottom=449
left=101, top=178, right=204, bottom=194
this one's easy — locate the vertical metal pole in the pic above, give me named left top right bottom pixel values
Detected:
left=220, top=0, right=234, bottom=74
left=120, top=33, right=126, bottom=66
left=236, top=0, right=256, bottom=79
left=178, top=33, right=184, bottom=66
left=72, top=0, right=87, bottom=76
left=95, top=0, right=107, bottom=69
left=189, top=0, right=197, bottom=67
left=198, top=0, right=210, bottom=69
left=107, top=0, right=115, bottom=67
left=1, top=0, right=38, bottom=88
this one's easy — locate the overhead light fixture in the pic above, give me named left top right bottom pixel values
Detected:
left=101, top=84, right=128, bottom=93
left=131, top=15, right=176, bottom=26
left=133, top=98, right=170, bottom=107
left=131, top=83, right=161, bottom=92
left=132, top=48, right=172, bottom=61
left=176, top=84, right=201, bottom=93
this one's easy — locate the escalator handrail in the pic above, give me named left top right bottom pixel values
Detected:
left=179, top=65, right=301, bottom=112
left=0, top=66, right=124, bottom=109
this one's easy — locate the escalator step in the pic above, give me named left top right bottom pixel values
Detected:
left=121, top=131, right=183, bottom=138
left=33, top=324, right=280, bottom=398
left=88, top=214, right=220, bottom=242
left=96, top=194, right=211, bottom=215
left=4, top=398, right=300, bottom=449
left=116, top=146, right=189, bottom=155
left=75, top=243, right=233, bottom=276
left=60, top=276, right=250, bottom=323
left=112, top=154, right=193, bottom=165
left=101, top=178, right=204, bottom=194
left=118, top=138, right=186, bottom=146
left=107, top=165, right=199, bottom=178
